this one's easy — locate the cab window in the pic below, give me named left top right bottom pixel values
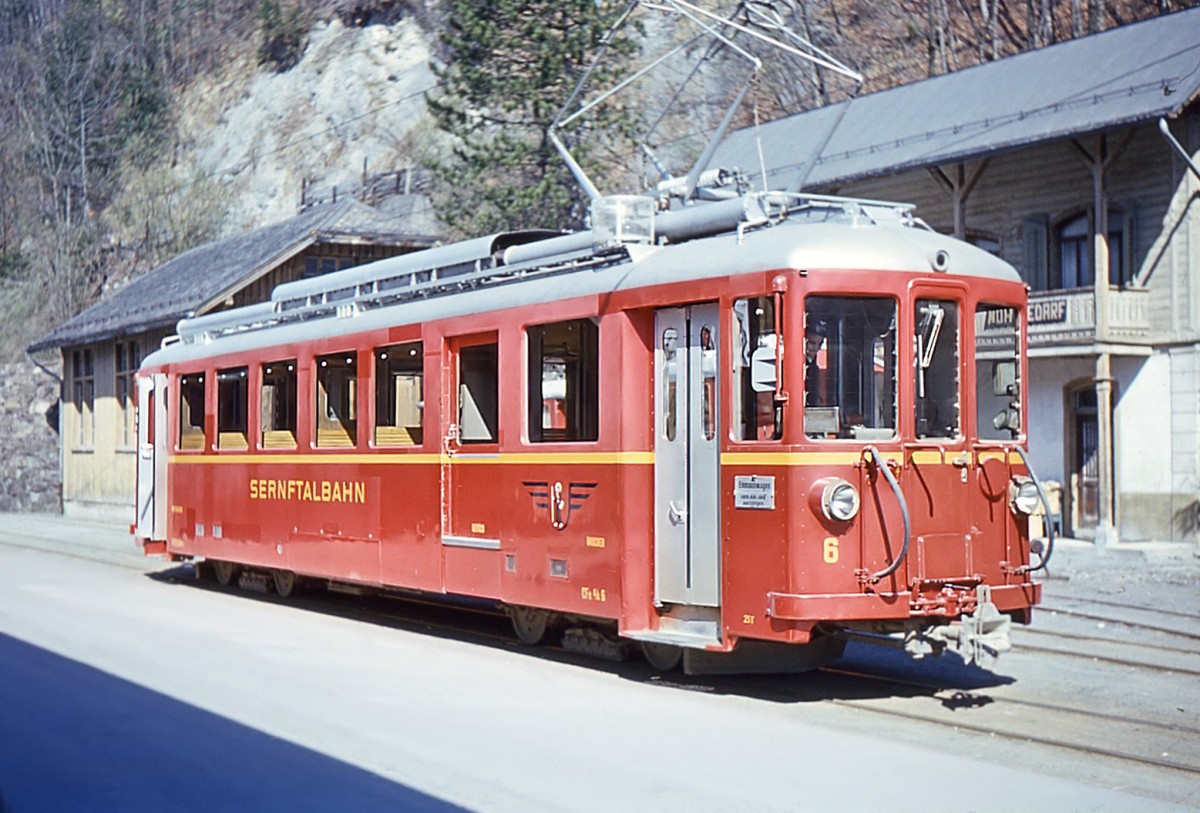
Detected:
left=803, top=296, right=897, bottom=440
left=732, top=296, right=782, bottom=441
left=914, top=298, right=960, bottom=439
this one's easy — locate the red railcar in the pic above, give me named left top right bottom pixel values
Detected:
left=134, top=193, right=1047, bottom=672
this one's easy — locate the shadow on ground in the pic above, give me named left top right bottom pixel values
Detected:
left=147, top=564, right=1015, bottom=705
left=0, top=634, right=470, bottom=813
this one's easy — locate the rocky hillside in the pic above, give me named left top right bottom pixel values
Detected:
left=3, top=0, right=1194, bottom=363
left=178, top=15, right=435, bottom=229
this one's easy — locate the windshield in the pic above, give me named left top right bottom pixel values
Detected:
left=975, top=304, right=1022, bottom=440
left=804, top=296, right=897, bottom=440
left=913, top=298, right=960, bottom=439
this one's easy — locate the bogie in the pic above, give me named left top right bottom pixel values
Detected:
left=272, top=569, right=298, bottom=598
left=641, top=641, right=683, bottom=672
left=211, top=560, right=237, bottom=587
left=510, top=606, right=555, bottom=646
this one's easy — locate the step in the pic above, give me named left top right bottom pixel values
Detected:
left=624, top=615, right=722, bottom=649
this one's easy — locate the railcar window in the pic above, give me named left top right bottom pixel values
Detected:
left=662, top=328, right=678, bottom=441
left=316, top=353, right=357, bottom=447
left=217, top=367, right=249, bottom=450
left=527, top=320, right=598, bottom=443
left=375, top=342, right=424, bottom=446
left=975, top=304, right=1022, bottom=439
left=803, top=296, right=897, bottom=440
left=261, top=360, right=297, bottom=448
left=700, top=323, right=716, bottom=441
left=179, top=373, right=206, bottom=451
left=71, top=349, right=95, bottom=450
left=732, top=297, right=781, bottom=440
left=459, top=343, right=499, bottom=443
left=914, top=298, right=961, bottom=439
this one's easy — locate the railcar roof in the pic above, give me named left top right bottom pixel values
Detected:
left=144, top=213, right=1017, bottom=369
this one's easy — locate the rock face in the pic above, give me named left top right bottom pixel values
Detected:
left=0, top=360, right=61, bottom=512
left=182, top=15, right=436, bottom=230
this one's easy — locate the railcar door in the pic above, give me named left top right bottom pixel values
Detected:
left=135, top=373, right=168, bottom=541
left=440, top=335, right=503, bottom=581
left=905, top=294, right=972, bottom=583
left=654, top=304, right=720, bottom=607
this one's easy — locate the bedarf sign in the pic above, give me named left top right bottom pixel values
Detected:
left=1028, top=298, right=1068, bottom=325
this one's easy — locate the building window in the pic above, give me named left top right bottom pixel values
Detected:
left=115, top=340, right=140, bottom=448
left=179, top=373, right=206, bottom=451
left=316, top=352, right=357, bottom=447
left=261, top=360, right=297, bottom=448
left=71, top=349, right=95, bottom=450
left=375, top=342, right=423, bottom=446
left=303, top=255, right=356, bottom=279
left=217, top=367, right=249, bottom=450
left=1054, top=209, right=1126, bottom=289
left=527, top=320, right=598, bottom=443
left=967, top=231, right=1002, bottom=257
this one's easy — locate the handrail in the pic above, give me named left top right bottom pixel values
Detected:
left=863, top=446, right=911, bottom=584
left=1014, top=446, right=1055, bottom=574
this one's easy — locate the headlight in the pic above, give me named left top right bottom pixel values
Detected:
left=1010, top=477, right=1039, bottom=515
left=822, top=479, right=860, bottom=522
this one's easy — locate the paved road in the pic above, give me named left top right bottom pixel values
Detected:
left=0, top=514, right=1196, bottom=812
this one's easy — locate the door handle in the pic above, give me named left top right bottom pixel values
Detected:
left=951, top=453, right=971, bottom=482
left=443, top=423, right=460, bottom=457
left=668, top=501, right=687, bottom=525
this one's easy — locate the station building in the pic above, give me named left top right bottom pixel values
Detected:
left=28, top=199, right=437, bottom=521
left=714, top=7, right=1200, bottom=543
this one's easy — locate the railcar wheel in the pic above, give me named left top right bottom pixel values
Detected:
left=272, top=569, right=298, bottom=598
left=641, top=641, right=683, bottom=672
left=212, top=560, right=237, bottom=587
left=510, top=606, right=552, bottom=645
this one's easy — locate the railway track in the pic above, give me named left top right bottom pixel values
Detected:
left=818, top=665, right=1200, bottom=776
left=1018, top=625, right=1200, bottom=656
left=1038, top=603, right=1200, bottom=643
left=1043, top=595, right=1200, bottom=622
left=1011, top=639, right=1200, bottom=677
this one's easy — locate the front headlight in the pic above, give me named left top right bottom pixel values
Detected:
left=822, top=479, right=860, bottom=521
left=1010, top=477, right=1039, bottom=515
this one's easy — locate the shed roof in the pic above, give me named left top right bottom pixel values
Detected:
left=710, top=6, right=1200, bottom=190
left=28, top=199, right=438, bottom=353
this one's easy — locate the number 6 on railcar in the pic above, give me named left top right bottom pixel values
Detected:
left=134, top=192, right=1051, bottom=673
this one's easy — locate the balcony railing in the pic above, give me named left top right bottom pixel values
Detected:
left=1026, top=287, right=1150, bottom=348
